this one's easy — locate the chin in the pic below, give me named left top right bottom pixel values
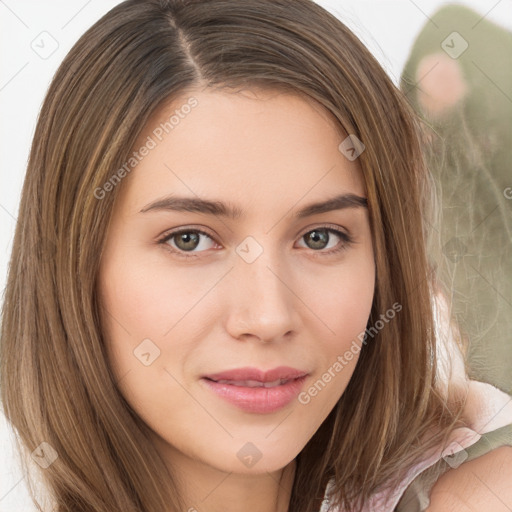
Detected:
left=213, top=435, right=305, bottom=475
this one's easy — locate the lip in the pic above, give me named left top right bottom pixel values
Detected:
left=201, top=366, right=309, bottom=414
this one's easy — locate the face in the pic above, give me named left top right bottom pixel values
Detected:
left=97, top=87, right=375, bottom=477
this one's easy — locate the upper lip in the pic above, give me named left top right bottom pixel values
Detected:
left=203, top=366, right=308, bottom=383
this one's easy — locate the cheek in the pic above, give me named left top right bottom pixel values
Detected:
left=97, top=251, right=199, bottom=432
left=97, top=243, right=228, bottom=406
left=302, top=249, right=375, bottom=381
left=97, top=245, right=174, bottom=383
left=98, top=245, right=205, bottom=343
left=307, top=250, right=375, bottom=340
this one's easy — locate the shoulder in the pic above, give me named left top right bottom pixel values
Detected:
left=426, top=446, right=512, bottom=511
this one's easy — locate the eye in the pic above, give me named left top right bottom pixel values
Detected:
left=157, top=225, right=353, bottom=259
left=158, top=227, right=218, bottom=258
left=296, top=225, right=353, bottom=255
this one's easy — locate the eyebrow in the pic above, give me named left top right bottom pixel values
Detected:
left=139, top=192, right=368, bottom=219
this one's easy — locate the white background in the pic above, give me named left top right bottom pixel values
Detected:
left=1, top=1, right=511, bottom=510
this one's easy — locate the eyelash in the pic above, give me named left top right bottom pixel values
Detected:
left=156, top=224, right=354, bottom=260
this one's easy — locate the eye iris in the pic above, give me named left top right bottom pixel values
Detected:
left=175, top=232, right=200, bottom=251
left=306, top=229, right=329, bottom=250
left=168, top=228, right=337, bottom=254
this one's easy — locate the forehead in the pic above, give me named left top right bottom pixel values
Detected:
left=120, top=87, right=365, bottom=214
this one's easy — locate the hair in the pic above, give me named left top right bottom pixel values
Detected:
left=399, top=4, right=512, bottom=395
left=0, top=1, right=469, bottom=511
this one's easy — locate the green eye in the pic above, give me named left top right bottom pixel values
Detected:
left=158, top=225, right=353, bottom=259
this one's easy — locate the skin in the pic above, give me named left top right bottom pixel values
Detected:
left=427, top=446, right=512, bottom=511
left=97, top=87, right=375, bottom=512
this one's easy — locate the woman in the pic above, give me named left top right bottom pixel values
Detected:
left=1, top=1, right=511, bottom=511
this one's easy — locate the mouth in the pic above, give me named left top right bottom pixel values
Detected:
left=201, top=366, right=309, bottom=414
left=207, top=378, right=294, bottom=388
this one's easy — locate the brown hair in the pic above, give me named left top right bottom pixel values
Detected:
left=0, top=1, right=467, bottom=511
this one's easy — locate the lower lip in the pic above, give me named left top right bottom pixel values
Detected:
left=201, top=376, right=308, bottom=414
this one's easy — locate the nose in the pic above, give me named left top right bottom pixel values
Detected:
left=224, top=247, right=301, bottom=344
